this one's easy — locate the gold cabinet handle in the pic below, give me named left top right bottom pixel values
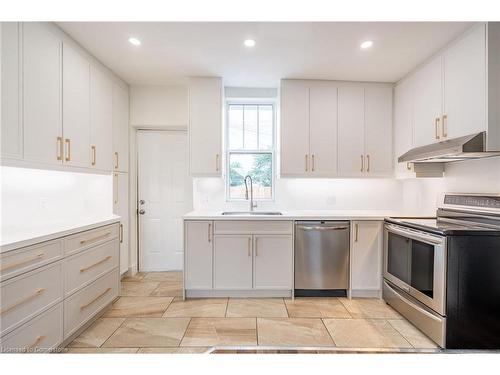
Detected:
left=0, top=252, right=45, bottom=272
left=119, top=223, right=123, bottom=243
left=435, top=117, right=440, bottom=140
left=305, top=154, right=308, bottom=172
left=366, top=154, right=370, bottom=173
left=360, top=155, right=364, bottom=172
left=114, top=173, right=119, bottom=205
left=91, top=145, right=96, bottom=166
left=65, top=139, right=71, bottom=162
left=57, top=137, right=63, bottom=161
left=208, top=223, right=212, bottom=242
left=0, top=288, right=45, bottom=316
left=28, top=335, right=46, bottom=350
left=355, top=223, right=359, bottom=242
left=311, top=154, right=315, bottom=172
left=80, top=255, right=112, bottom=273
left=248, top=237, right=252, bottom=257
left=215, top=154, right=219, bottom=171
left=254, top=237, right=258, bottom=256
left=80, top=288, right=111, bottom=310
left=80, top=232, right=111, bottom=245
left=406, top=162, right=412, bottom=171
left=442, top=114, right=447, bottom=138
left=114, top=152, right=119, bottom=170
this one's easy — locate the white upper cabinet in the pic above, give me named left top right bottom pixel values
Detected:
left=443, top=24, right=486, bottom=140
left=338, top=87, right=365, bottom=176
left=280, top=80, right=310, bottom=175
left=309, top=85, right=338, bottom=176
left=364, top=87, right=393, bottom=175
left=112, top=84, right=130, bottom=172
left=1, top=23, right=22, bottom=160
left=90, top=66, right=113, bottom=171
left=62, top=43, right=90, bottom=168
left=188, top=77, right=222, bottom=176
left=394, top=78, right=416, bottom=177
left=413, top=56, right=443, bottom=147
left=23, top=22, right=62, bottom=165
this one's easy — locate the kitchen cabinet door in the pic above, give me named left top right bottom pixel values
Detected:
left=364, top=87, right=393, bottom=176
left=280, top=80, right=310, bottom=175
left=112, top=83, right=129, bottom=172
left=443, top=24, right=486, bottom=139
left=351, top=221, right=382, bottom=293
left=1, top=22, right=22, bottom=160
left=413, top=56, right=443, bottom=147
left=188, top=77, right=222, bottom=176
left=113, top=172, right=129, bottom=275
left=90, top=65, right=113, bottom=171
left=393, top=78, right=416, bottom=177
left=62, top=43, right=90, bottom=167
left=23, top=22, right=63, bottom=165
left=309, top=85, right=338, bottom=176
left=253, top=235, right=293, bottom=290
left=214, top=235, right=252, bottom=290
left=338, top=87, right=365, bottom=176
left=184, top=221, right=213, bottom=289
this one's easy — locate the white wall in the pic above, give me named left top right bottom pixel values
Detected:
left=193, top=177, right=404, bottom=212
left=1, top=166, right=112, bottom=233
left=129, top=85, right=188, bottom=128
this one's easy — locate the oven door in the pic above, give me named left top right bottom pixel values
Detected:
left=384, top=223, right=447, bottom=315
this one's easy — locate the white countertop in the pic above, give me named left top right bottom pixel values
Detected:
left=1, top=215, right=121, bottom=253
left=183, top=210, right=400, bottom=221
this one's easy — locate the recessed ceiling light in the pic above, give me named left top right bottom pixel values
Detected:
left=244, top=39, right=256, bottom=48
left=360, top=40, right=374, bottom=49
left=128, top=37, right=141, bottom=46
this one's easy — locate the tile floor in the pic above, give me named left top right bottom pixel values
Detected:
left=65, top=271, right=439, bottom=353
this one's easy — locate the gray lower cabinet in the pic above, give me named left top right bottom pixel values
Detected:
left=0, top=222, right=120, bottom=352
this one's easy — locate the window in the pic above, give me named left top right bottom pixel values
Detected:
left=226, top=103, right=275, bottom=200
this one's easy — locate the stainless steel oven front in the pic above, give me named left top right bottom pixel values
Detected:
left=383, top=223, right=447, bottom=315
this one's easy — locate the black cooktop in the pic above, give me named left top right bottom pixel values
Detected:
left=385, top=217, right=500, bottom=235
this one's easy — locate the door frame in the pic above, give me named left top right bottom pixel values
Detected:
left=131, top=127, right=189, bottom=274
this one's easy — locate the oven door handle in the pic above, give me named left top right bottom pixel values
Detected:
left=385, top=224, right=445, bottom=245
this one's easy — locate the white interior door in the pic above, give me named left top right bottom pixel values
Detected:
left=138, top=130, right=192, bottom=271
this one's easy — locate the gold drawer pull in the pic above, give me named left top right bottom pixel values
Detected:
left=80, top=255, right=112, bottom=273
left=65, top=138, right=71, bottom=162
left=366, top=154, right=370, bottom=173
left=248, top=237, right=251, bottom=257
left=80, top=287, right=111, bottom=310
left=114, top=152, right=119, bottom=170
left=435, top=117, right=440, bottom=140
left=0, top=253, right=44, bottom=272
left=215, top=154, right=219, bottom=172
left=28, top=335, right=46, bottom=350
left=305, top=154, right=308, bottom=172
left=442, top=114, right=448, bottom=138
left=355, top=223, right=359, bottom=242
left=119, top=224, right=123, bottom=244
left=360, top=155, right=364, bottom=172
left=79, top=232, right=111, bottom=245
left=311, top=154, right=315, bottom=172
left=0, top=288, right=45, bottom=315
left=56, top=137, right=63, bottom=161
left=91, top=145, right=96, bottom=166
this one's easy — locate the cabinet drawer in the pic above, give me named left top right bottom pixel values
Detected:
left=64, top=268, right=119, bottom=339
left=214, top=220, right=293, bottom=235
left=65, top=239, right=119, bottom=296
left=64, top=224, right=119, bottom=256
left=0, top=261, right=63, bottom=336
left=0, top=303, right=63, bottom=353
left=0, top=239, right=63, bottom=282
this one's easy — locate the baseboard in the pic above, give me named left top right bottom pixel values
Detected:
left=185, top=289, right=292, bottom=298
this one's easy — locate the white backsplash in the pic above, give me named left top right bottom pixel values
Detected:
left=1, top=166, right=113, bottom=231
left=193, top=177, right=405, bottom=212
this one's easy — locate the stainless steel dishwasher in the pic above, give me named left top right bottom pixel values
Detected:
left=294, top=221, right=350, bottom=297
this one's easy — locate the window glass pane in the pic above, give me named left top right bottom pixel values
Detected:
left=229, top=153, right=272, bottom=199
left=228, top=105, right=243, bottom=149
left=243, top=105, right=258, bottom=150
left=258, top=105, right=273, bottom=150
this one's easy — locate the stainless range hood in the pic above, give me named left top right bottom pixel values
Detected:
left=398, top=132, right=500, bottom=163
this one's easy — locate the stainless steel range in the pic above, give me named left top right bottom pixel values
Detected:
left=383, top=193, right=500, bottom=349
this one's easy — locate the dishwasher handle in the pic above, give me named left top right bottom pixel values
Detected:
left=297, top=225, right=349, bottom=231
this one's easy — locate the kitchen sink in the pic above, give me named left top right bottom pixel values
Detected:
left=221, top=211, right=283, bottom=216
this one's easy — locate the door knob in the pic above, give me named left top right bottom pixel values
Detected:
left=139, top=209, right=146, bottom=215
left=139, top=200, right=145, bottom=205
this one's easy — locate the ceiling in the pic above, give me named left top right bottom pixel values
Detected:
left=57, top=22, right=473, bottom=87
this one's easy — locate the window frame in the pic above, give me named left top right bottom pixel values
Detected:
left=225, top=99, right=276, bottom=202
